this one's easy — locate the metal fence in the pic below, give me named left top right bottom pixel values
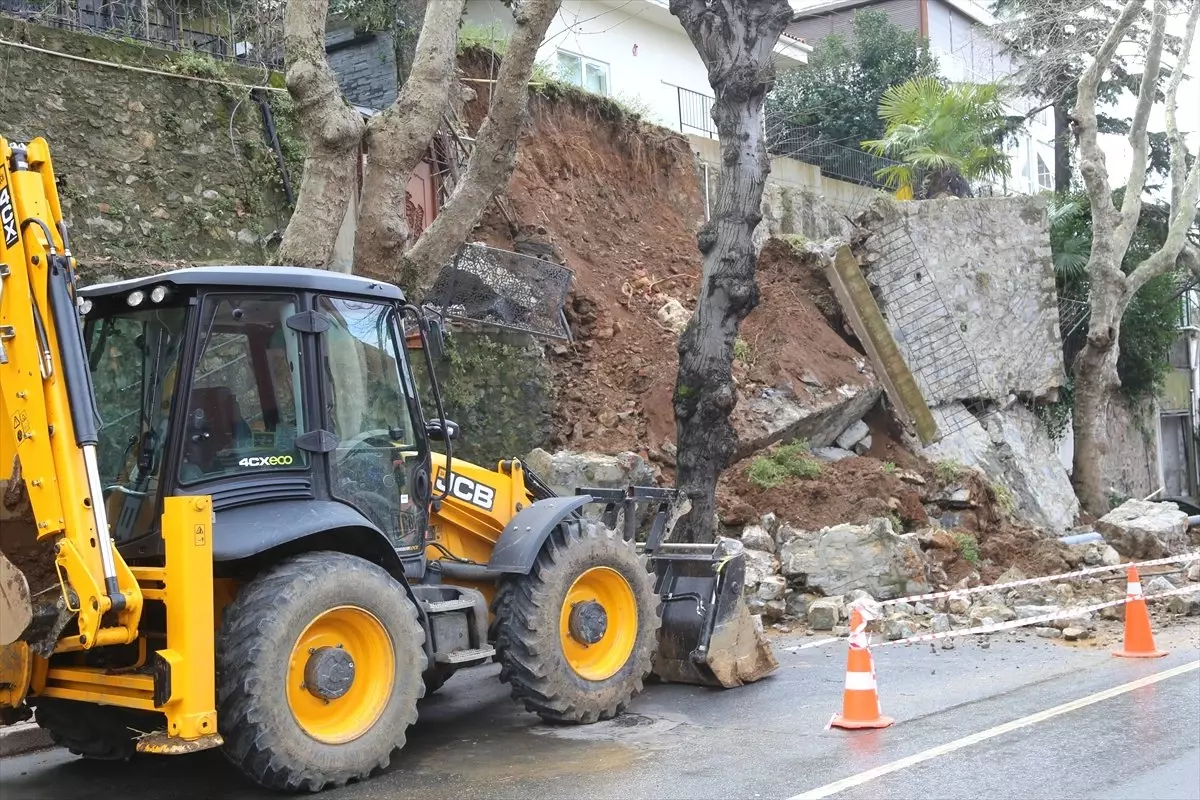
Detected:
left=765, top=118, right=902, bottom=190
left=1, top=0, right=284, bottom=67
left=675, top=85, right=716, bottom=138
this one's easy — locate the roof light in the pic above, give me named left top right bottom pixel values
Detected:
left=127, top=290, right=145, bottom=307
left=78, top=298, right=93, bottom=315
left=150, top=285, right=169, bottom=304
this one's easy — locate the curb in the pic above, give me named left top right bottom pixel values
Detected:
left=0, top=721, right=54, bottom=758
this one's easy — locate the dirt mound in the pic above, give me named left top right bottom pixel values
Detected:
left=735, top=239, right=870, bottom=398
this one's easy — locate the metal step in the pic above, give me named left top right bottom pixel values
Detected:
left=435, top=646, right=496, bottom=666
left=423, top=598, right=476, bottom=614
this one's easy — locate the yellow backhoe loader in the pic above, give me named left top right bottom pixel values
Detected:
left=0, top=135, right=775, bottom=792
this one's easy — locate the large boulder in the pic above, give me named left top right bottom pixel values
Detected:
left=779, top=517, right=930, bottom=600
left=732, top=385, right=881, bottom=455
left=1096, top=499, right=1190, bottom=559
left=922, top=402, right=1079, bottom=532
left=522, top=448, right=655, bottom=497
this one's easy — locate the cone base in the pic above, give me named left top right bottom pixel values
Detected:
left=831, top=714, right=894, bottom=730
left=1112, top=649, right=1168, bottom=659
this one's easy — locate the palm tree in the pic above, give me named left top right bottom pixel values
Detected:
left=861, top=76, right=1011, bottom=198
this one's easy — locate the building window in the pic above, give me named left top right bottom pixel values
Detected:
left=556, top=50, right=609, bottom=95
left=1037, top=154, right=1053, bottom=191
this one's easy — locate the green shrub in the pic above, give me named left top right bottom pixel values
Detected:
left=953, top=531, right=980, bottom=566
left=746, top=442, right=822, bottom=488
left=934, top=459, right=964, bottom=483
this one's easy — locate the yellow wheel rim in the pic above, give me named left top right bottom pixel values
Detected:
left=286, top=606, right=394, bottom=744
left=559, top=567, right=637, bottom=681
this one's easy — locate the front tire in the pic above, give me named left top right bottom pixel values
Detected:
left=492, top=523, right=660, bottom=723
left=33, top=697, right=156, bottom=761
left=217, top=552, right=426, bottom=792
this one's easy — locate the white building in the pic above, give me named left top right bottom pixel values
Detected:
left=787, top=0, right=1057, bottom=196
left=464, top=1, right=812, bottom=136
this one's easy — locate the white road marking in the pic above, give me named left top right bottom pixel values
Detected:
left=787, top=660, right=1200, bottom=800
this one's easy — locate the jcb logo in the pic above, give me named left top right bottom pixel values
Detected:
left=435, top=469, right=495, bottom=511
left=0, top=184, right=17, bottom=249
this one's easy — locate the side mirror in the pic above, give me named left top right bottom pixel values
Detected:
left=426, top=419, right=460, bottom=442
left=423, top=316, right=447, bottom=362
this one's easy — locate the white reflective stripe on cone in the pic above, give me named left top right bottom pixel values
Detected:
left=845, top=671, right=876, bottom=691
left=1127, top=582, right=1142, bottom=595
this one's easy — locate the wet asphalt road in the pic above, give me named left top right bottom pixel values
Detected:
left=2, top=621, right=1198, bottom=800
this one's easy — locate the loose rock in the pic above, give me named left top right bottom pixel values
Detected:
left=931, top=613, right=952, bottom=634
left=813, top=446, right=855, bottom=462
left=778, top=517, right=930, bottom=599
left=1096, top=499, right=1189, bottom=559
left=1062, top=627, right=1089, bottom=641
left=1166, top=594, right=1200, bottom=616
left=884, top=618, right=916, bottom=641
left=1035, top=626, right=1062, bottom=639
left=741, top=524, right=776, bottom=554
left=757, top=575, right=786, bottom=602
left=807, top=598, right=843, bottom=631
left=835, top=420, right=870, bottom=451
left=1144, top=576, right=1176, bottom=595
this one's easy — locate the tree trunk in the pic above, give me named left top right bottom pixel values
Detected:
left=401, top=0, right=562, bottom=295
left=1072, top=269, right=1126, bottom=516
left=393, top=0, right=428, bottom=86
left=277, top=0, right=365, bottom=268
left=354, top=0, right=466, bottom=282
left=669, top=0, right=793, bottom=543
left=1053, top=98, right=1072, bottom=194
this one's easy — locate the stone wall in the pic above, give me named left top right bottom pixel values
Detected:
left=1, top=18, right=295, bottom=281
left=415, top=327, right=554, bottom=467
left=862, top=196, right=1065, bottom=404
left=1055, top=400, right=1162, bottom=504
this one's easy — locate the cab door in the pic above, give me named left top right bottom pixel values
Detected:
left=315, top=295, right=431, bottom=555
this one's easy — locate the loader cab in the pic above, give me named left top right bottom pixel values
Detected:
left=79, top=267, right=439, bottom=571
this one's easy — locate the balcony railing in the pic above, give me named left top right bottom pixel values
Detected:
left=675, top=85, right=717, bottom=138
left=764, top=118, right=902, bottom=190
left=673, top=86, right=903, bottom=189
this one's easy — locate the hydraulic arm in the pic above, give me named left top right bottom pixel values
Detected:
left=0, top=136, right=142, bottom=652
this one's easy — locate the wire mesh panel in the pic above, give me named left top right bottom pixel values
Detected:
left=865, top=220, right=990, bottom=438
left=424, top=243, right=574, bottom=341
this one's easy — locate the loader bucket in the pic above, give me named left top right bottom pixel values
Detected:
left=0, top=552, right=32, bottom=647
left=649, top=538, right=778, bottom=688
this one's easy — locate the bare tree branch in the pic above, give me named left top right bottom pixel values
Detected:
left=1112, top=0, right=1167, bottom=256
left=1164, top=0, right=1199, bottom=212
left=354, top=0, right=466, bottom=279
left=402, top=0, right=562, bottom=294
left=1126, top=154, right=1200, bottom=297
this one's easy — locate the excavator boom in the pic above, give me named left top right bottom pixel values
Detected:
left=0, top=137, right=142, bottom=655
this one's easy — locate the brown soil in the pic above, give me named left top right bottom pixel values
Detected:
left=0, top=466, right=58, bottom=595
left=463, top=61, right=876, bottom=466
left=718, top=453, right=930, bottom=532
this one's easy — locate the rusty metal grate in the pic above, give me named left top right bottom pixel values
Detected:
left=423, top=243, right=574, bottom=341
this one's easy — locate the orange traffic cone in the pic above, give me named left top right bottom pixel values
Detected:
left=1113, top=565, right=1168, bottom=659
left=830, top=608, right=894, bottom=730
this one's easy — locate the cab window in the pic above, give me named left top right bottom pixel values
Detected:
left=180, top=294, right=306, bottom=484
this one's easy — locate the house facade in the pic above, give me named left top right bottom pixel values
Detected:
left=787, top=0, right=1056, bottom=196
left=463, top=1, right=811, bottom=136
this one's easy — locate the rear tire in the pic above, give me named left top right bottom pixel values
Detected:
left=33, top=697, right=155, bottom=761
left=491, top=523, right=660, bottom=723
left=217, top=551, right=426, bottom=792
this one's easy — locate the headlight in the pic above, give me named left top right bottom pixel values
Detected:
left=150, top=285, right=169, bottom=303
left=78, top=298, right=93, bottom=315
left=127, top=290, right=145, bottom=307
